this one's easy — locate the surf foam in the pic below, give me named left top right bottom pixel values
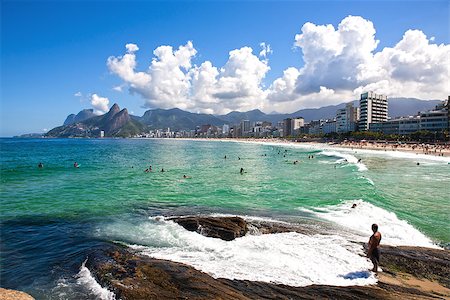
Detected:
left=320, top=150, right=368, bottom=171
left=100, top=217, right=377, bottom=287
left=298, top=200, right=439, bottom=248
left=76, top=260, right=115, bottom=300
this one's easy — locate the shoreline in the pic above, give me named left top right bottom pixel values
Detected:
left=86, top=216, right=450, bottom=300
left=173, top=137, right=450, bottom=161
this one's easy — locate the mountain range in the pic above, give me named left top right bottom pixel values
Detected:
left=45, top=98, right=442, bottom=137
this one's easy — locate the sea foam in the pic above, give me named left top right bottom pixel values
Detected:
left=101, top=217, right=377, bottom=287
left=298, top=200, right=439, bottom=248
left=76, top=260, right=115, bottom=300
left=320, top=150, right=368, bottom=171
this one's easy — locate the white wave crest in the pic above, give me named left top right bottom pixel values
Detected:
left=99, top=218, right=377, bottom=287
left=298, top=200, right=439, bottom=248
left=320, top=151, right=368, bottom=171
left=76, top=260, right=116, bottom=300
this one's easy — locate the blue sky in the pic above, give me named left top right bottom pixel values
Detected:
left=1, top=0, right=449, bottom=136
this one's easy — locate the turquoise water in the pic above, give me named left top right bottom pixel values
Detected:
left=1, top=138, right=449, bottom=297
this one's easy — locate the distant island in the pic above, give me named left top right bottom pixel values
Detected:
left=42, top=98, right=442, bottom=138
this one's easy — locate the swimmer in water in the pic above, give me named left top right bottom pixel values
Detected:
left=240, top=168, right=244, bottom=174
left=161, top=168, right=165, bottom=172
left=38, top=162, right=43, bottom=168
left=74, top=162, right=79, bottom=168
left=351, top=203, right=357, bottom=208
left=183, top=175, right=191, bottom=179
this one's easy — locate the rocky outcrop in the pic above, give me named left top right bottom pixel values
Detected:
left=0, top=288, right=34, bottom=300
left=169, top=216, right=248, bottom=241
left=377, top=245, right=450, bottom=288
left=87, top=246, right=448, bottom=300
left=46, top=104, right=145, bottom=138
left=63, top=109, right=95, bottom=125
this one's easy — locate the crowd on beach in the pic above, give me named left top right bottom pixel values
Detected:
left=335, top=140, right=450, bottom=157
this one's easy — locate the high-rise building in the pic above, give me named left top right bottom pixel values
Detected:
left=336, top=103, right=360, bottom=133
left=240, top=120, right=251, bottom=136
left=222, top=124, right=230, bottom=134
left=291, top=117, right=304, bottom=135
left=283, top=118, right=292, bottom=137
left=359, top=92, right=388, bottom=131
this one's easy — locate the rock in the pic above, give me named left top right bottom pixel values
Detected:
left=377, top=245, right=450, bottom=288
left=169, top=216, right=248, bottom=241
left=87, top=246, right=445, bottom=300
left=0, top=288, right=34, bottom=300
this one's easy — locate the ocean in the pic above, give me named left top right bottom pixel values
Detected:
left=1, top=138, right=449, bottom=299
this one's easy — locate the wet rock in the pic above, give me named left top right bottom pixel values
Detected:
left=87, top=246, right=444, bottom=300
left=168, top=216, right=248, bottom=241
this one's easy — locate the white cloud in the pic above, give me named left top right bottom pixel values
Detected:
left=107, top=16, right=449, bottom=114
left=74, top=92, right=82, bottom=97
left=108, top=42, right=270, bottom=114
left=259, top=42, right=273, bottom=59
left=112, top=85, right=124, bottom=92
left=90, top=94, right=110, bottom=113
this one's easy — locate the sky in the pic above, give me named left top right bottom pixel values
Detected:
left=1, top=0, right=449, bottom=136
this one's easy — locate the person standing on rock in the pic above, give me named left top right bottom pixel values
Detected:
left=368, top=223, right=382, bottom=272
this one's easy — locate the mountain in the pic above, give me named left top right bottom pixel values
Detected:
left=46, top=98, right=442, bottom=137
left=215, top=98, right=442, bottom=124
left=387, top=98, right=441, bottom=118
left=46, top=104, right=145, bottom=137
left=219, top=109, right=268, bottom=124
left=137, top=108, right=227, bottom=130
left=63, top=109, right=95, bottom=125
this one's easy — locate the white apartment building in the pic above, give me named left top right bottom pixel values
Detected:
left=336, top=103, right=360, bottom=133
left=359, top=92, right=388, bottom=131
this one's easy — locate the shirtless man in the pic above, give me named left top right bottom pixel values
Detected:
left=368, top=224, right=382, bottom=272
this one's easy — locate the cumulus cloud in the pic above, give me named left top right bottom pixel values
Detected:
left=90, top=94, right=110, bottom=113
left=289, top=16, right=449, bottom=105
left=108, top=16, right=449, bottom=113
left=74, top=91, right=82, bottom=97
left=108, top=42, right=270, bottom=113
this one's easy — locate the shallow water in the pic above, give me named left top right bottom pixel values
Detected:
left=1, top=138, right=449, bottom=298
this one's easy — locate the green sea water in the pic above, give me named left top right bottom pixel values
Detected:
left=1, top=138, right=449, bottom=242
left=1, top=138, right=449, bottom=297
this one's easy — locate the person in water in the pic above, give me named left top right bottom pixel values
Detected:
left=240, top=168, right=244, bottom=174
left=74, top=162, right=79, bottom=168
left=161, top=168, right=165, bottom=172
left=351, top=203, right=357, bottom=208
left=183, top=175, right=191, bottom=179
left=368, top=223, right=382, bottom=272
left=38, top=162, right=43, bottom=168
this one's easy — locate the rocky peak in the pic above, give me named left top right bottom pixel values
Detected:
left=102, top=103, right=121, bottom=123
left=105, top=108, right=130, bottom=134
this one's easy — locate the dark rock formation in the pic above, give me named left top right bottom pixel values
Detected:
left=169, top=216, right=248, bottom=241
left=87, top=246, right=446, bottom=300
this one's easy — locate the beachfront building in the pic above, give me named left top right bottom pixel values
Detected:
left=283, top=118, right=292, bottom=137
left=420, top=103, right=449, bottom=133
left=336, top=103, right=360, bottom=133
left=222, top=124, right=230, bottom=135
left=240, top=120, right=251, bottom=136
left=322, top=119, right=337, bottom=134
left=369, top=116, right=420, bottom=135
left=359, top=92, right=388, bottom=131
left=291, top=117, right=305, bottom=136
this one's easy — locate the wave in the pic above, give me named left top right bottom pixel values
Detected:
left=76, top=259, right=115, bottom=300
left=99, top=217, right=377, bottom=287
left=298, top=200, right=439, bottom=248
left=320, top=150, right=368, bottom=171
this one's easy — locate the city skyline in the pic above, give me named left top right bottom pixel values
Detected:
left=1, top=0, right=449, bottom=136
